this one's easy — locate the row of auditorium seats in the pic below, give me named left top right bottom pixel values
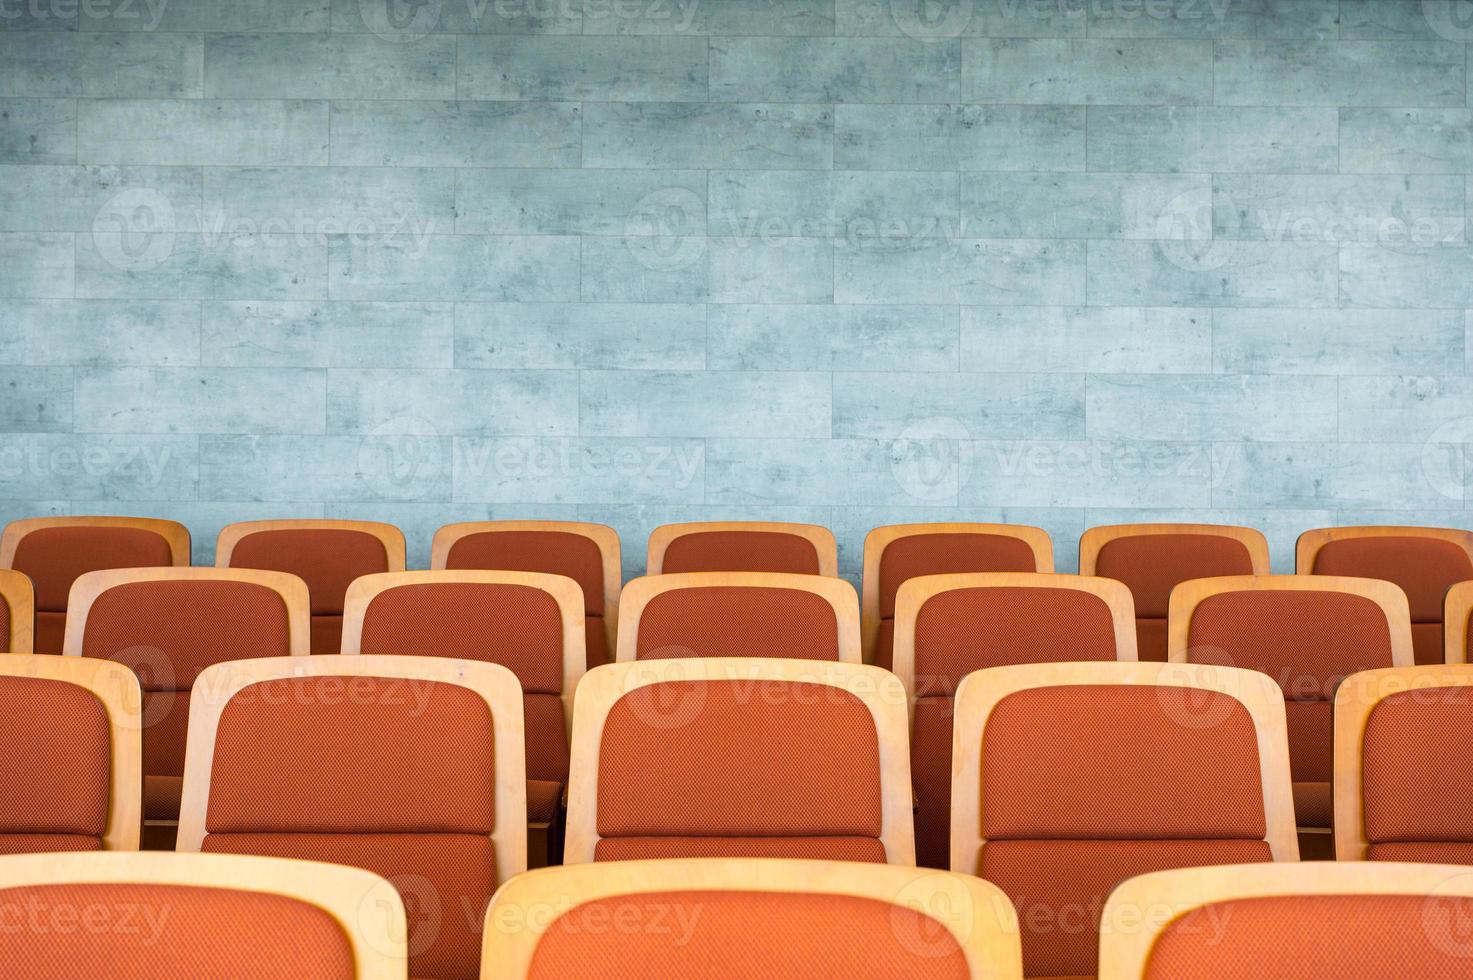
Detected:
left=4, top=852, right=1463, bottom=979
left=5, top=651, right=1473, bottom=979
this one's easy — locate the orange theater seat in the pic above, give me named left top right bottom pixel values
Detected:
left=62, top=567, right=310, bottom=842
left=951, top=661, right=1298, bottom=980
left=565, top=659, right=913, bottom=865
left=862, top=523, right=1053, bottom=669
left=178, top=656, right=525, bottom=980
left=217, top=519, right=406, bottom=654
left=1335, top=664, right=1473, bottom=864
left=892, top=572, right=1137, bottom=869
left=1169, top=575, right=1412, bottom=849
left=616, top=571, right=860, bottom=662
left=0, top=851, right=405, bottom=979
left=1298, top=526, right=1473, bottom=666
left=481, top=859, right=1024, bottom=980
left=647, top=521, right=838, bottom=576
left=0, top=516, right=189, bottom=654
left=0, top=569, right=34, bottom=652
left=1080, top=523, right=1269, bottom=662
left=0, top=656, right=140, bottom=854
left=1100, top=863, right=1473, bottom=980
left=341, top=570, right=584, bottom=863
left=433, top=521, right=621, bottom=669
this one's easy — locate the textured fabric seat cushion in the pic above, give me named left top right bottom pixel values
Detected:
left=661, top=530, right=820, bottom=574
left=443, top=530, right=607, bottom=616
left=596, top=680, right=884, bottom=858
left=1143, top=894, right=1473, bottom=978
left=594, top=836, right=888, bottom=862
left=1094, top=533, right=1257, bottom=620
left=874, top=532, right=1040, bottom=670
left=0, top=834, right=101, bottom=854
left=0, top=676, right=111, bottom=848
left=12, top=525, right=174, bottom=614
left=0, top=882, right=358, bottom=980
left=526, top=779, right=563, bottom=825
left=1362, top=686, right=1473, bottom=854
left=228, top=528, right=389, bottom=616
left=983, top=838, right=1273, bottom=979
left=33, top=610, right=65, bottom=655
left=635, top=586, right=840, bottom=661
left=527, top=891, right=970, bottom=980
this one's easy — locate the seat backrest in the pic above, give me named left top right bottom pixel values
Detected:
left=1298, top=526, right=1473, bottom=666
left=893, top=572, right=1135, bottom=868
left=951, top=661, right=1297, bottom=980
left=565, top=658, right=913, bottom=865
left=647, top=521, right=838, bottom=576
left=0, top=516, right=189, bottom=653
left=1170, top=575, right=1412, bottom=831
left=1446, top=581, right=1473, bottom=664
left=481, top=859, right=1023, bottom=980
left=341, top=570, right=585, bottom=801
left=1081, top=524, right=1269, bottom=662
left=432, top=521, right=621, bottom=669
left=217, top=520, right=406, bottom=654
left=616, top=572, right=860, bottom=663
left=0, top=568, right=34, bottom=653
left=1100, top=863, right=1473, bottom=980
left=1335, top=664, right=1473, bottom=863
left=862, top=523, right=1053, bottom=669
left=0, top=656, right=141, bottom=853
left=0, top=851, right=404, bottom=979
left=178, top=655, right=526, bottom=980
left=63, top=568, right=309, bottom=825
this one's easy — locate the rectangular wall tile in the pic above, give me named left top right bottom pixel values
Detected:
left=1214, top=309, right=1466, bottom=375
left=833, top=372, right=1083, bottom=440
left=709, top=237, right=833, bottom=304
left=1340, top=0, right=1458, bottom=39
left=92, top=0, right=329, bottom=32
left=455, top=303, right=706, bottom=370
left=77, top=233, right=327, bottom=300
left=836, top=239, right=1086, bottom=305
left=0, top=165, right=202, bottom=232
left=583, top=102, right=833, bottom=169
left=1087, top=107, right=1338, bottom=173
left=204, top=34, right=455, bottom=100
left=964, top=39, right=1211, bottom=104
left=75, top=367, right=326, bottom=434
left=202, top=167, right=455, bottom=237
left=202, top=301, right=454, bottom=368
left=0, top=367, right=71, bottom=432
left=329, top=0, right=579, bottom=34
left=452, top=437, right=705, bottom=504
left=587, top=0, right=834, bottom=36
left=328, top=369, right=578, bottom=437
left=836, top=104, right=1084, bottom=171
left=329, top=234, right=580, bottom=302
left=961, top=173, right=1209, bottom=239
left=1341, top=245, right=1473, bottom=308
left=582, top=370, right=831, bottom=438
left=1215, top=41, right=1465, bottom=106
left=1, top=300, right=200, bottom=365
left=706, top=438, right=951, bottom=506
left=329, top=101, right=580, bottom=167
left=0, top=435, right=198, bottom=501
left=709, top=170, right=958, bottom=238
left=459, top=36, right=706, bottom=101
left=0, top=99, right=75, bottom=164
left=962, top=306, right=1211, bottom=373
left=1086, top=374, right=1338, bottom=442
left=456, top=169, right=706, bottom=236
left=78, top=99, right=327, bottom=165
left=1339, top=376, right=1473, bottom=443
left=1341, top=109, right=1473, bottom=174
left=579, top=235, right=709, bottom=303
left=837, top=0, right=1085, bottom=38
left=707, top=304, right=958, bottom=371
left=0, top=233, right=74, bottom=297
left=201, top=434, right=451, bottom=502
left=1086, top=0, right=1339, bottom=39
left=1, top=33, right=203, bottom=98
left=968, top=439, right=1221, bottom=509
left=1088, top=240, right=1338, bottom=307
left=710, top=38, right=960, bottom=103
left=1213, top=175, right=1464, bottom=245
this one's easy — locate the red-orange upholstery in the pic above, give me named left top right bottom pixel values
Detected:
left=1185, top=589, right=1396, bottom=828
left=1362, top=686, right=1473, bottom=863
left=228, top=529, right=390, bottom=654
left=527, top=891, right=970, bottom=980
left=635, top=586, right=840, bottom=661
left=595, top=680, right=886, bottom=862
left=910, top=586, right=1120, bottom=869
left=0, top=675, right=111, bottom=854
left=0, top=883, right=357, bottom=979
left=11, top=526, right=175, bottom=653
left=1094, top=533, right=1257, bottom=662
left=357, top=582, right=568, bottom=825
left=874, top=532, right=1040, bottom=670
left=200, top=676, right=498, bottom=980
left=1144, top=894, right=1473, bottom=978
left=0, top=596, right=10, bottom=653
left=79, top=579, right=292, bottom=821
left=444, top=530, right=611, bottom=668
left=977, top=685, right=1272, bottom=979
left=1311, top=535, right=1473, bottom=665
left=661, top=530, right=820, bottom=575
